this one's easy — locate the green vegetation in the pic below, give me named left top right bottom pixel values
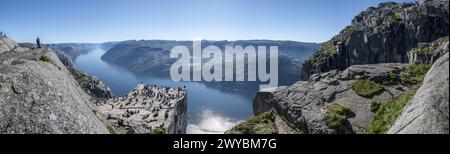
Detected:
left=152, top=127, right=166, bottom=134
left=229, top=110, right=276, bottom=134
left=408, top=61, right=431, bottom=76
left=351, top=80, right=384, bottom=97
left=400, top=62, right=432, bottom=84
left=419, top=13, right=434, bottom=17
left=413, top=36, right=448, bottom=56
left=386, top=14, right=402, bottom=22
left=325, top=104, right=352, bottom=134
left=39, top=55, right=51, bottom=62
left=381, top=72, right=400, bottom=85
left=414, top=46, right=432, bottom=55
left=367, top=85, right=420, bottom=134
left=106, top=124, right=118, bottom=134
left=322, top=41, right=336, bottom=55
left=380, top=62, right=431, bottom=85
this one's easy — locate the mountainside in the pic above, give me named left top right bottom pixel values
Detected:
left=0, top=36, right=110, bottom=134
left=301, top=0, right=449, bottom=80
left=1, top=36, right=188, bottom=134
left=229, top=0, right=449, bottom=134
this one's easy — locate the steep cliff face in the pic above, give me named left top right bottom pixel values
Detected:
left=97, top=84, right=187, bottom=134
left=0, top=38, right=110, bottom=134
left=388, top=51, right=449, bottom=134
left=301, top=0, right=449, bottom=80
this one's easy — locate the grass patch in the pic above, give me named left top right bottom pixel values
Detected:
left=39, top=55, right=51, bottom=62
left=351, top=80, right=384, bottom=97
left=400, top=62, right=431, bottom=84
left=381, top=72, right=400, bottom=85
left=322, top=41, right=336, bottom=55
left=367, top=85, right=420, bottom=134
left=106, top=124, right=118, bottom=134
left=325, top=104, right=352, bottom=134
left=229, top=110, right=276, bottom=134
left=152, top=127, right=166, bottom=134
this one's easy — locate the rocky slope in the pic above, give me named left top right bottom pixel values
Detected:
left=1, top=36, right=188, bottom=134
left=97, top=84, right=187, bottom=134
left=229, top=0, right=449, bottom=134
left=388, top=51, right=449, bottom=134
left=301, top=0, right=449, bottom=80
left=408, top=36, right=449, bottom=64
left=0, top=36, right=110, bottom=134
left=55, top=51, right=113, bottom=100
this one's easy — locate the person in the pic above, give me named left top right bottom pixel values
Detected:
left=36, top=37, right=41, bottom=48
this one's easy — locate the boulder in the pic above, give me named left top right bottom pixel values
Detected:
left=388, top=51, right=449, bottom=134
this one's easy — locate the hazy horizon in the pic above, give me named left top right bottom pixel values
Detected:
left=1, top=0, right=413, bottom=44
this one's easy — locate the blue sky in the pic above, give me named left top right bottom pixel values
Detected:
left=0, top=0, right=413, bottom=43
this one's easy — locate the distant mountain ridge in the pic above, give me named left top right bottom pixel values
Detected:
left=100, top=39, right=320, bottom=92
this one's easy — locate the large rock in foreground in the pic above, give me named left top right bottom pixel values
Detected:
left=388, top=51, right=449, bottom=134
left=0, top=44, right=110, bottom=133
left=97, top=84, right=188, bottom=134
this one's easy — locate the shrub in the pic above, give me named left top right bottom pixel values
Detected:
left=325, top=104, right=352, bottom=134
left=229, top=110, right=276, bottom=134
left=408, top=61, right=431, bottom=76
left=152, top=127, right=166, bottom=134
left=351, top=80, right=384, bottom=97
left=39, top=55, right=51, bottom=62
left=367, top=85, right=419, bottom=134
left=381, top=72, right=399, bottom=85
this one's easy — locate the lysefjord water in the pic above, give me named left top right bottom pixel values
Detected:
left=74, top=49, right=254, bottom=134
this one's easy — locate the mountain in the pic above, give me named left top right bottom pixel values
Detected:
left=0, top=36, right=187, bottom=134
left=228, top=0, right=449, bottom=134
left=0, top=36, right=110, bottom=133
left=301, top=0, right=449, bottom=80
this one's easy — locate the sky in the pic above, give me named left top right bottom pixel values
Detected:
left=0, top=0, right=414, bottom=43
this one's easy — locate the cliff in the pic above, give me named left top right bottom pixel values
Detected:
left=55, top=51, right=113, bottom=100
left=249, top=63, right=420, bottom=134
left=1, top=36, right=188, bottom=134
left=97, top=84, right=188, bottom=134
left=229, top=0, right=449, bottom=134
left=0, top=36, right=110, bottom=133
left=301, top=0, right=449, bottom=80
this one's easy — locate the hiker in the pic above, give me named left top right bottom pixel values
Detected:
left=36, top=37, right=41, bottom=48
